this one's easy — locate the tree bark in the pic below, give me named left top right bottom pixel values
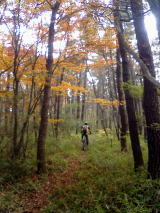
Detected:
left=4, top=72, right=10, bottom=135
left=12, top=5, right=21, bottom=158
left=37, top=1, right=60, bottom=174
left=54, top=71, right=64, bottom=138
left=76, top=72, right=81, bottom=134
left=130, top=0, right=160, bottom=179
left=81, top=64, right=87, bottom=121
left=113, top=1, right=144, bottom=169
left=116, top=48, right=128, bottom=152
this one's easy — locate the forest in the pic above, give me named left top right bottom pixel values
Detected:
left=0, top=0, right=160, bottom=212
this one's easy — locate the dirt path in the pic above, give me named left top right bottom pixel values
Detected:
left=19, top=155, right=84, bottom=213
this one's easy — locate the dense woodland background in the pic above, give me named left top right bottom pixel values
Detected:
left=0, top=0, right=160, bottom=212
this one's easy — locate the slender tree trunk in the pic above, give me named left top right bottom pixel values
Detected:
left=76, top=72, right=81, bottom=134
left=37, top=2, right=60, bottom=173
left=96, top=103, right=99, bottom=129
left=114, top=1, right=144, bottom=169
left=12, top=77, right=19, bottom=157
left=16, top=54, right=39, bottom=156
left=109, top=50, right=121, bottom=139
left=11, top=4, right=23, bottom=158
left=108, top=70, right=119, bottom=140
left=81, top=65, right=87, bottom=121
left=116, top=48, right=128, bottom=152
left=54, top=72, right=64, bottom=138
left=12, top=45, right=19, bottom=158
left=4, top=72, right=10, bottom=135
left=90, top=73, right=108, bottom=136
left=130, top=0, right=160, bottom=179
left=71, top=91, right=76, bottom=117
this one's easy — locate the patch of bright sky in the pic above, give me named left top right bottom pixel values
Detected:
left=145, top=13, right=158, bottom=42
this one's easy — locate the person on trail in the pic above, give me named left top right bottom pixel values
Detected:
left=81, top=122, right=91, bottom=145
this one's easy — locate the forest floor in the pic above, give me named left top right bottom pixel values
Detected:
left=0, top=133, right=160, bottom=213
left=19, top=154, right=84, bottom=213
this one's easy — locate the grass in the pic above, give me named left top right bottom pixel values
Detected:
left=42, top=134, right=160, bottom=213
left=0, top=132, right=160, bottom=213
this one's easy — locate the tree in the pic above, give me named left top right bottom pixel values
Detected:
left=116, top=48, right=128, bottom=152
left=37, top=1, right=60, bottom=173
left=113, top=0, right=144, bottom=169
left=130, top=0, right=160, bottom=179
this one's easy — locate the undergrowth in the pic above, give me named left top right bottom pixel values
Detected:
left=0, top=133, right=160, bottom=213
left=42, top=134, right=160, bottom=213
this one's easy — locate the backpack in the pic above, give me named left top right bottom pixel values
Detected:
left=82, top=125, right=88, bottom=134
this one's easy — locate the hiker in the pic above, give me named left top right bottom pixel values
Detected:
left=81, top=122, right=91, bottom=145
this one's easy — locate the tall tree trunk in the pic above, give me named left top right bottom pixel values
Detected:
left=130, top=0, right=160, bottom=179
left=76, top=72, right=81, bottom=134
left=116, top=48, right=128, bottom=152
left=114, top=1, right=144, bottom=169
left=16, top=54, right=40, bottom=156
left=109, top=50, right=121, bottom=139
left=90, top=73, right=108, bottom=136
left=108, top=68, right=120, bottom=140
left=81, top=64, right=87, bottom=121
left=4, top=72, right=10, bottom=135
left=12, top=7, right=21, bottom=158
left=12, top=67, right=19, bottom=157
left=37, top=2, right=60, bottom=174
left=54, top=72, right=64, bottom=138
left=71, top=91, right=76, bottom=117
